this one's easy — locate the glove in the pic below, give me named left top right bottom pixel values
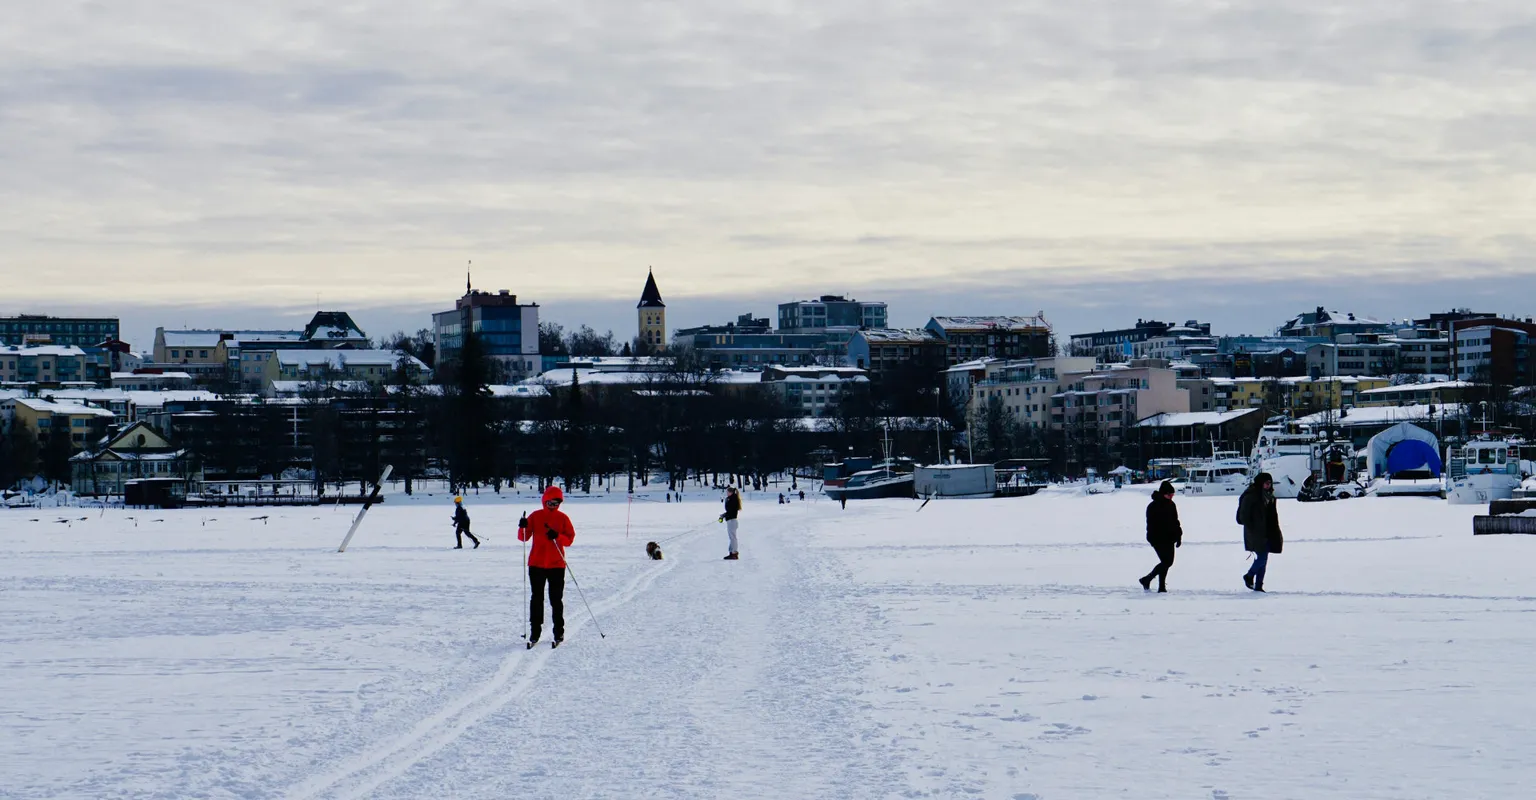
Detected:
left=718, top=515, right=725, bottom=523
left=518, top=514, right=528, bottom=530
left=544, top=527, right=559, bottom=542
left=1175, top=541, right=1182, bottom=548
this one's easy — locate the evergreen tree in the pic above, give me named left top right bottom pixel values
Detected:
left=562, top=370, right=588, bottom=491
left=41, top=418, right=76, bottom=486
left=2, top=422, right=40, bottom=489
left=448, top=331, right=496, bottom=491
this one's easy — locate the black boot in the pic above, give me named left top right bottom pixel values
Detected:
left=1157, top=584, right=1167, bottom=593
left=1139, top=575, right=1152, bottom=591
left=1243, top=574, right=1254, bottom=590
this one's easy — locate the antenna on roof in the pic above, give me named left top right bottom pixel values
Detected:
left=467, top=260, right=472, bottom=294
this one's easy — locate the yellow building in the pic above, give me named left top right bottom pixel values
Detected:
left=4, top=397, right=114, bottom=449
left=1214, top=376, right=1390, bottom=414
left=637, top=269, right=667, bottom=350
left=1354, top=380, right=1472, bottom=408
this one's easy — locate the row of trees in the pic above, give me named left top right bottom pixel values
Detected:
left=0, top=421, right=84, bottom=489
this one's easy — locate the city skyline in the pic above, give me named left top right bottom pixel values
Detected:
left=4, top=1, right=1535, bottom=327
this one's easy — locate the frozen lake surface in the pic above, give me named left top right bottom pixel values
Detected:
left=2, top=485, right=1529, bottom=799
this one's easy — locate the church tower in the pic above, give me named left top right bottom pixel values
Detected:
left=637, top=268, right=666, bottom=350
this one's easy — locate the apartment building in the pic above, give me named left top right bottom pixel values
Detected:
left=1212, top=376, right=1391, bottom=414
left=968, top=356, right=1094, bottom=429
left=925, top=316, right=1052, bottom=366
left=1354, top=381, right=1472, bottom=408
left=1049, top=362, right=1191, bottom=443
left=0, top=345, right=97, bottom=386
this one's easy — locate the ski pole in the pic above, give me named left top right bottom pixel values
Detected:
left=552, top=538, right=605, bottom=639
left=520, top=511, right=529, bottom=642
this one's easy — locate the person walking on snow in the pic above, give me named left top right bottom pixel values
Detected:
left=1239, top=472, right=1283, bottom=592
left=518, top=486, right=576, bottom=646
left=451, top=496, right=480, bottom=549
left=720, top=486, right=742, bottom=560
left=1139, top=481, right=1182, bottom=592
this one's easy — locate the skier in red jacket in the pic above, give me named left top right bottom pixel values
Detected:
left=518, top=485, right=576, bottom=647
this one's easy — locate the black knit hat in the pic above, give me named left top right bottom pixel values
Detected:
left=1158, top=481, right=1177, bottom=495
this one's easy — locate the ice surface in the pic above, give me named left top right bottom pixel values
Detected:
left=2, top=485, right=1530, bottom=798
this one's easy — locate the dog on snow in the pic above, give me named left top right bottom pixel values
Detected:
left=646, top=541, right=664, bottom=560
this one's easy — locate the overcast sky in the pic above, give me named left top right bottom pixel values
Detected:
left=3, top=1, right=1534, bottom=348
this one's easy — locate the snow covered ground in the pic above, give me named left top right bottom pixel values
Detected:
left=3, top=485, right=1532, bottom=799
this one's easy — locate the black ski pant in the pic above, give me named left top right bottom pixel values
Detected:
left=529, top=566, right=566, bottom=640
left=455, top=526, right=480, bottom=548
left=1143, top=540, right=1176, bottom=588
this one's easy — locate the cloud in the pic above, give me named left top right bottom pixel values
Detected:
left=1, top=0, right=1533, bottom=319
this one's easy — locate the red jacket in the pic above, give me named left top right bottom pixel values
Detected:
left=519, top=488, right=575, bottom=568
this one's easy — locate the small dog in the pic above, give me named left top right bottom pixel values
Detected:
left=646, top=541, right=664, bottom=560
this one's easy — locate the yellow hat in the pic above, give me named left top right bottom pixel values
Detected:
left=454, top=496, right=463, bottom=503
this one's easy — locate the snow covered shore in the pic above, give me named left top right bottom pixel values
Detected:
left=2, top=490, right=1529, bottom=798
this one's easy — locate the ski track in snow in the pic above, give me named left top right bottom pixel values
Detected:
left=288, top=549, right=680, bottom=800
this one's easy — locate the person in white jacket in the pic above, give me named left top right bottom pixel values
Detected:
left=720, top=487, right=742, bottom=560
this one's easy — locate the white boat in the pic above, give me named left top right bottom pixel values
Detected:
left=1180, top=450, right=1251, bottom=496
left=1249, top=424, right=1357, bottom=500
left=1445, top=438, right=1524, bottom=505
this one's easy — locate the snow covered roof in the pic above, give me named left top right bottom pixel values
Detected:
left=268, top=380, right=375, bottom=395
left=1294, top=404, right=1465, bottom=427
left=530, top=368, right=768, bottom=388
left=111, top=371, right=193, bottom=380
left=774, top=374, right=869, bottom=384
left=1357, top=381, right=1473, bottom=395
left=8, top=397, right=116, bottom=417
left=161, top=330, right=303, bottom=348
left=272, top=349, right=426, bottom=370
left=944, top=358, right=998, bottom=373
left=928, top=316, right=1050, bottom=332
left=858, top=328, right=942, bottom=344
left=0, top=344, right=88, bottom=357
left=567, top=356, right=673, bottom=372
left=490, top=384, right=550, bottom=398
left=1135, top=409, right=1261, bottom=428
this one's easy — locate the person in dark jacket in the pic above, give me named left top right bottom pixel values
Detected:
left=1239, top=472, right=1283, bottom=591
left=720, top=486, right=742, bottom=560
left=1140, top=481, right=1183, bottom=592
left=451, top=496, right=480, bottom=549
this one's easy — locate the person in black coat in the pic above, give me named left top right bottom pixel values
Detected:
left=1239, top=472, right=1283, bottom=591
left=1140, top=481, right=1183, bottom=592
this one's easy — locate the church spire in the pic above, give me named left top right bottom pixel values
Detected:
left=637, top=267, right=665, bottom=308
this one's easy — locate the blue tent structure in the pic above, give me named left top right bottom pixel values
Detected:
left=1365, top=422, right=1442, bottom=479
left=1384, top=439, right=1442, bottom=478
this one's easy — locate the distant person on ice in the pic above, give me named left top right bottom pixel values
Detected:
left=1239, top=472, right=1283, bottom=592
left=451, top=496, right=480, bottom=549
left=720, top=486, right=742, bottom=560
left=519, top=486, right=576, bottom=646
left=1139, top=481, right=1182, bottom=592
